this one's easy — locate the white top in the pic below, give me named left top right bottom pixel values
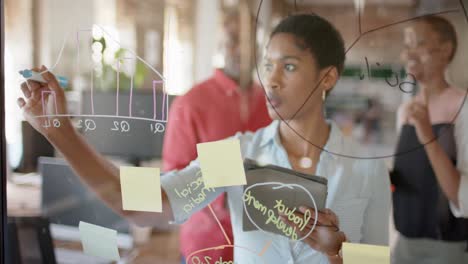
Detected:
left=449, top=101, right=468, bottom=218
left=161, top=120, right=391, bottom=264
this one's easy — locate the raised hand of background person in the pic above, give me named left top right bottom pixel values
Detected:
left=407, top=88, right=434, bottom=144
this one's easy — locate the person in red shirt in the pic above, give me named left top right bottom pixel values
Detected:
left=162, top=10, right=271, bottom=264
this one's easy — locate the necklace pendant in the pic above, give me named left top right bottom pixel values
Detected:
left=299, top=157, right=313, bottom=169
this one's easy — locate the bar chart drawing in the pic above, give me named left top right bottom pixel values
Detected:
left=152, top=80, right=168, bottom=121
left=41, top=90, right=59, bottom=117
left=26, top=24, right=169, bottom=133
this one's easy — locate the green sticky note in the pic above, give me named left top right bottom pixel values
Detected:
left=342, top=243, right=390, bottom=264
left=197, top=139, right=246, bottom=188
left=78, top=221, right=120, bottom=261
left=120, top=166, right=162, bottom=212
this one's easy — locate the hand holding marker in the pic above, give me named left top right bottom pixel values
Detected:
left=19, top=69, right=68, bottom=88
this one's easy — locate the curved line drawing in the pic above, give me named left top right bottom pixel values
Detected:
left=186, top=244, right=268, bottom=264
left=50, top=31, right=72, bottom=71
left=208, top=204, right=232, bottom=245
left=95, top=24, right=165, bottom=81
left=255, top=0, right=468, bottom=159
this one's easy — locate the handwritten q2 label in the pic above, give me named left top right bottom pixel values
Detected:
left=111, top=120, right=130, bottom=133
left=243, top=182, right=318, bottom=241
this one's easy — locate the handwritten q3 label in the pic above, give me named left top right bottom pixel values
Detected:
left=243, top=182, right=318, bottom=241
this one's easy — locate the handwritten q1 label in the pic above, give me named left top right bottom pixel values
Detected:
left=242, top=182, right=318, bottom=241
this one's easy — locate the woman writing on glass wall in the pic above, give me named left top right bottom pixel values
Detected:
left=18, top=14, right=390, bottom=263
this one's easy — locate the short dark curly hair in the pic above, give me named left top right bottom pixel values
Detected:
left=270, top=13, right=346, bottom=75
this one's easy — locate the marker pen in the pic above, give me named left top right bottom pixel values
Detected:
left=19, top=69, right=68, bottom=88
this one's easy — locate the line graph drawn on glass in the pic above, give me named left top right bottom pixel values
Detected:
left=24, top=25, right=169, bottom=135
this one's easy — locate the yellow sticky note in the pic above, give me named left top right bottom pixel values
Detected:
left=342, top=243, right=390, bottom=264
left=79, top=221, right=120, bottom=261
left=197, top=139, right=246, bottom=188
left=120, top=166, right=162, bottom=212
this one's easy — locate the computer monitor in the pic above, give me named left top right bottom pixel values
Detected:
left=80, top=90, right=173, bottom=165
left=40, top=157, right=130, bottom=234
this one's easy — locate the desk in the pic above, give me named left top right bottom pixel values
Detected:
left=7, top=177, right=181, bottom=264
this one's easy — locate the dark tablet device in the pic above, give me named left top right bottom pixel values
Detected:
left=242, top=159, right=328, bottom=239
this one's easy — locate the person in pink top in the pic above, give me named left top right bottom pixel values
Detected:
left=162, top=10, right=271, bottom=264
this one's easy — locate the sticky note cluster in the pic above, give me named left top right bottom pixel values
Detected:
left=78, top=140, right=248, bottom=261
left=342, top=242, right=390, bottom=264
left=196, top=139, right=246, bottom=188
left=120, top=166, right=162, bottom=212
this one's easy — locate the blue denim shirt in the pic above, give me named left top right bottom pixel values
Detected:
left=162, top=120, right=390, bottom=264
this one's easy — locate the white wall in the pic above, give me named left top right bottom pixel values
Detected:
left=194, top=0, right=220, bottom=84
left=447, top=11, right=468, bottom=89
left=4, top=0, right=34, bottom=168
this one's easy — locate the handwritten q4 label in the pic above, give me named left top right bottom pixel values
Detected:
left=43, top=118, right=61, bottom=128
left=243, top=182, right=318, bottom=241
